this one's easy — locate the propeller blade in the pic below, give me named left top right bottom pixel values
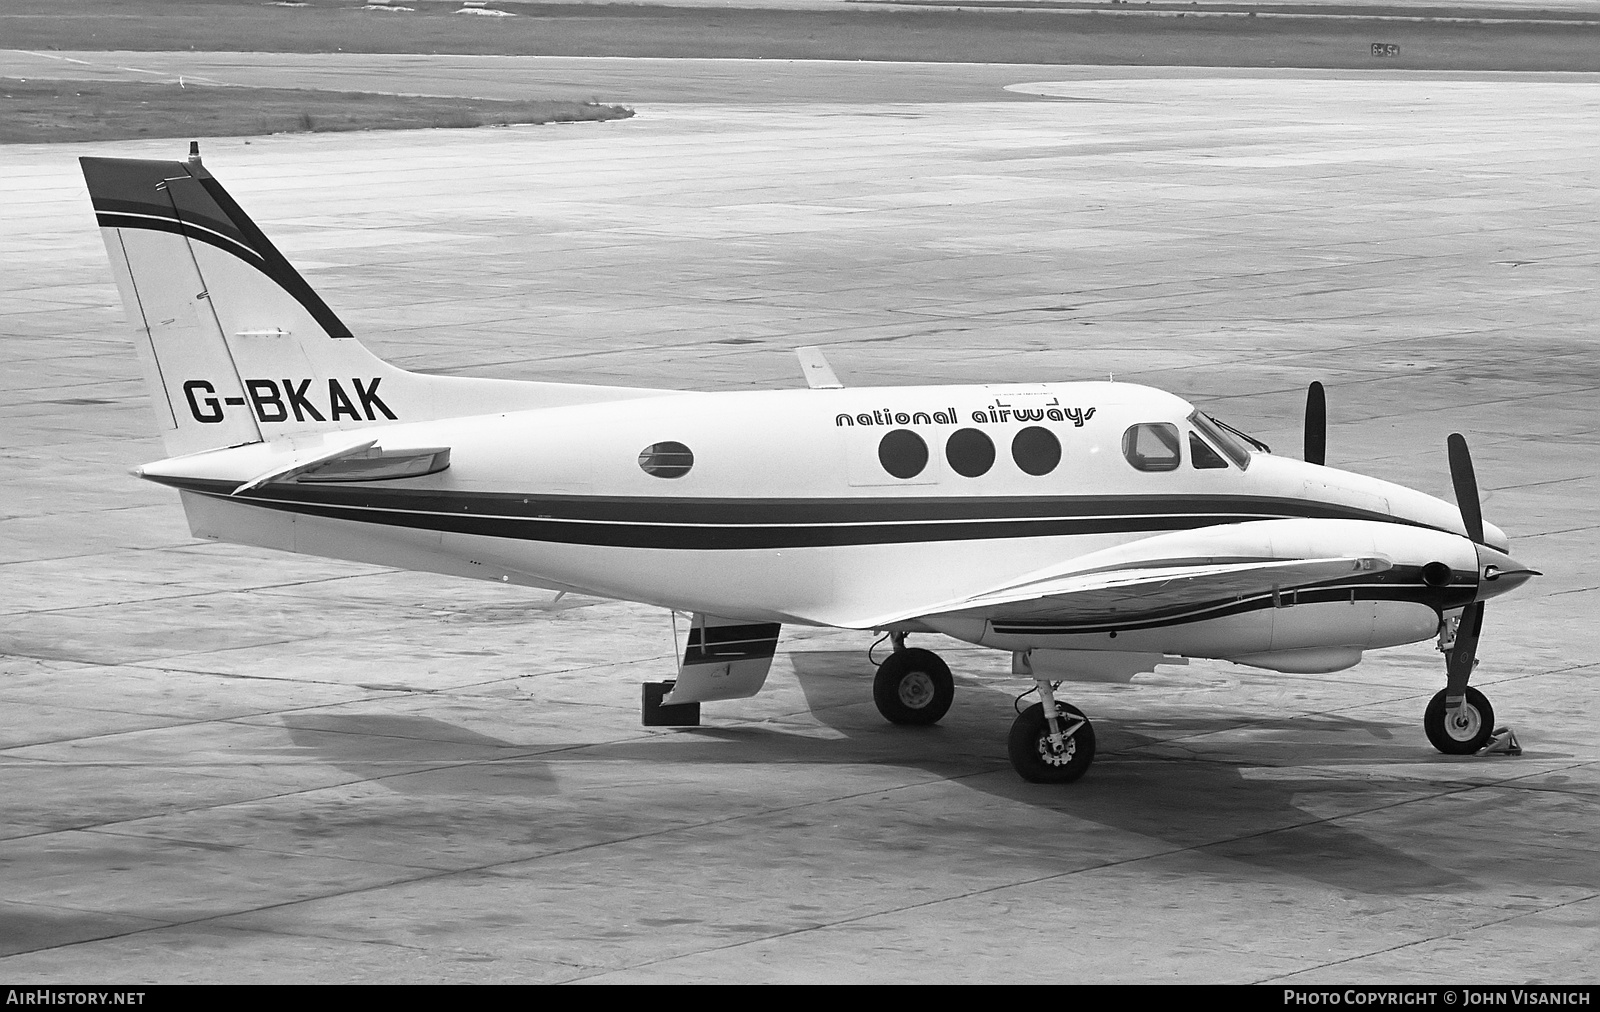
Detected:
left=1304, top=381, right=1326, bottom=465
left=1447, top=433, right=1486, bottom=545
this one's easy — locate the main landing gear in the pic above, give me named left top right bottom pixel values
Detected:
left=871, top=635, right=1097, bottom=783
left=872, top=635, right=954, bottom=725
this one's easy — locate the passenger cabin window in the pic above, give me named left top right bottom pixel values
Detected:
left=878, top=429, right=929, bottom=480
left=638, top=441, right=694, bottom=479
left=1122, top=423, right=1181, bottom=472
left=1189, top=432, right=1229, bottom=469
left=1011, top=426, right=1061, bottom=476
left=946, top=428, right=996, bottom=478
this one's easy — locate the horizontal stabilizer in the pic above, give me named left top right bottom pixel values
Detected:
left=134, top=436, right=452, bottom=494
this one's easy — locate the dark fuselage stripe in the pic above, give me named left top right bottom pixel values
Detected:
left=163, top=476, right=1456, bottom=552
left=160, top=476, right=1410, bottom=526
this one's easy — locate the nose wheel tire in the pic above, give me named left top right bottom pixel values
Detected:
left=873, top=648, right=954, bottom=725
left=1008, top=702, right=1096, bottom=783
left=1423, top=686, right=1495, bottom=755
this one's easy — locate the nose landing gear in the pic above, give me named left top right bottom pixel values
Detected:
left=1423, top=685, right=1495, bottom=755
left=1007, top=681, right=1096, bottom=783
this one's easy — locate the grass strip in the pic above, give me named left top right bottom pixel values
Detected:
left=0, top=79, right=631, bottom=144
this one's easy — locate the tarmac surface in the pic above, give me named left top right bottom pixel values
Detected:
left=2, top=57, right=1598, bottom=983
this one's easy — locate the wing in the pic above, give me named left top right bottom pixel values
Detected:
left=805, top=517, right=1400, bottom=631
left=924, top=556, right=1389, bottom=628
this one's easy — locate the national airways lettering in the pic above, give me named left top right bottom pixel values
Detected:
left=181, top=378, right=397, bottom=424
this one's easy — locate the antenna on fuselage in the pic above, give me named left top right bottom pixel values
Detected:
left=1304, top=381, right=1327, bottom=465
left=796, top=346, right=843, bottom=390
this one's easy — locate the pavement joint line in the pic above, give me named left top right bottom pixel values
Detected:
left=1522, top=524, right=1600, bottom=541
left=1254, top=887, right=1600, bottom=983
left=80, top=822, right=480, bottom=876
left=1471, top=759, right=1600, bottom=792
left=1495, top=473, right=1600, bottom=490
left=0, top=896, right=184, bottom=931
left=1540, top=583, right=1600, bottom=597
left=130, top=651, right=675, bottom=689
left=1326, top=385, right=1600, bottom=425
left=0, top=900, right=565, bottom=970
left=81, top=819, right=459, bottom=873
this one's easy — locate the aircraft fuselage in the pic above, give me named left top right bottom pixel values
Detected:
left=142, top=379, right=1506, bottom=672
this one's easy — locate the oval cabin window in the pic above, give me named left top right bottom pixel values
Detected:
left=946, top=428, right=996, bottom=478
left=1011, top=426, right=1061, bottom=476
left=878, top=429, right=929, bottom=480
left=638, top=441, right=694, bottom=479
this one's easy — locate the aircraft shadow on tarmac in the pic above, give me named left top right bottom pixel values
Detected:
left=787, top=651, right=1469, bottom=896
left=274, top=647, right=1523, bottom=895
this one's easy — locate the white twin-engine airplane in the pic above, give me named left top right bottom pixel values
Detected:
left=83, top=146, right=1540, bottom=783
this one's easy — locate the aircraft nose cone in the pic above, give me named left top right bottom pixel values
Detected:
left=1474, top=543, right=1540, bottom=602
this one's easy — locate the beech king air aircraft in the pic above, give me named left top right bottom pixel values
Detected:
left=82, top=147, right=1540, bottom=783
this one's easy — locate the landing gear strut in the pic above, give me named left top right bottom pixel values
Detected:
left=1007, top=681, right=1096, bottom=783
left=872, top=634, right=954, bottom=725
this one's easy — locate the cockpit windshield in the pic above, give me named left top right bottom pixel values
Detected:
left=1190, top=411, right=1261, bottom=470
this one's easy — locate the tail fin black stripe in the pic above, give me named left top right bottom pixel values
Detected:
left=92, top=196, right=250, bottom=253
left=97, top=211, right=265, bottom=265
left=195, top=177, right=353, bottom=341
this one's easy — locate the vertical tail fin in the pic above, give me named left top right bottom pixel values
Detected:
left=82, top=147, right=666, bottom=458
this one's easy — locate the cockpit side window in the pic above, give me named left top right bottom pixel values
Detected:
left=1189, top=411, right=1252, bottom=470
left=1189, top=432, right=1229, bottom=469
left=1122, top=423, right=1182, bottom=472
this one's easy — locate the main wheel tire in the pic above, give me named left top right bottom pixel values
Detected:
left=1424, top=686, right=1495, bottom=755
left=872, top=648, right=954, bottom=725
left=1008, top=702, right=1096, bottom=784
